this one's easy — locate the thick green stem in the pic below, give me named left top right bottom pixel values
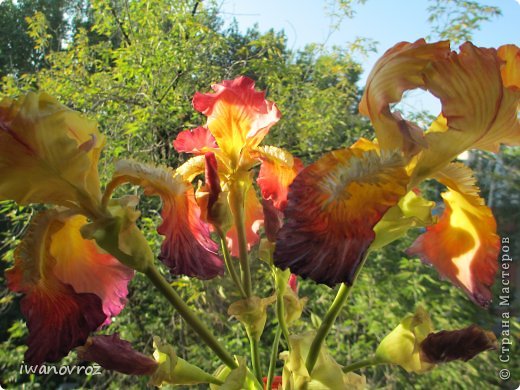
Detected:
left=266, top=326, right=282, bottom=390
left=305, top=283, right=352, bottom=373
left=249, top=333, right=263, bottom=384
left=276, top=288, right=290, bottom=346
left=217, top=228, right=247, bottom=298
left=305, top=252, right=371, bottom=374
left=342, top=357, right=381, bottom=373
left=144, top=265, right=237, bottom=369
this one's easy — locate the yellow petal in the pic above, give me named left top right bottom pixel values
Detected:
left=0, top=92, right=104, bottom=209
left=407, top=163, right=499, bottom=306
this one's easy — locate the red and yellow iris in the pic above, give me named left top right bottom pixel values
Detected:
left=1, top=93, right=133, bottom=364
left=274, top=40, right=519, bottom=307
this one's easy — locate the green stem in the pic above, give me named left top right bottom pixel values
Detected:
left=230, top=189, right=263, bottom=382
left=144, top=265, right=237, bottom=369
left=231, top=193, right=253, bottom=297
left=276, top=288, right=290, bottom=346
left=266, top=327, right=282, bottom=390
left=305, top=283, right=352, bottom=373
left=217, top=228, right=247, bottom=298
left=249, top=333, right=263, bottom=384
left=305, top=252, right=371, bottom=374
left=342, top=357, right=382, bottom=373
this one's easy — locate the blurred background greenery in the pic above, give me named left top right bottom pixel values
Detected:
left=0, top=0, right=518, bottom=388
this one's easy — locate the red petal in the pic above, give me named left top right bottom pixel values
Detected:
left=5, top=211, right=106, bottom=364
left=173, top=126, right=217, bottom=155
left=192, top=76, right=281, bottom=167
left=256, top=146, right=304, bottom=211
left=50, top=215, right=133, bottom=326
left=110, top=160, right=224, bottom=279
left=159, top=187, right=223, bottom=279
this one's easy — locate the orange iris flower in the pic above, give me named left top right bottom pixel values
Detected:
left=274, top=40, right=519, bottom=307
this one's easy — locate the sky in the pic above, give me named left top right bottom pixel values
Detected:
left=218, top=0, right=520, bottom=115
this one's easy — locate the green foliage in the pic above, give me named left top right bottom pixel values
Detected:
left=427, top=0, right=501, bottom=45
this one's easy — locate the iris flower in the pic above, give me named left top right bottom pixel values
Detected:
left=274, top=40, right=520, bottom=307
left=105, top=76, right=303, bottom=281
left=1, top=93, right=133, bottom=364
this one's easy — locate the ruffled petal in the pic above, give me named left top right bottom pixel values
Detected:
left=5, top=211, right=106, bottom=364
left=274, top=147, right=409, bottom=287
left=175, top=155, right=206, bottom=182
left=192, top=76, right=281, bottom=168
left=359, top=39, right=450, bottom=154
left=173, top=126, right=217, bottom=155
left=412, top=43, right=520, bottom=181
left=255, top=146, right=304, bottom=211
left=407, top=163, right=500, bottom=306
left=77, top=334, right=158, bottom=375
left=50, top=215, right=134, bottom=326
left=110, top=160, right=223, bottom=279
left=0, top=92, right=104, bottom=208
left=226, top=184, right=264, bottom=257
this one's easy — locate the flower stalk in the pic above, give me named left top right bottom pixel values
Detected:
left=266, top=326, right=282, bottom=390
left=144, top=265, right=238, bottom=369
left=305, top=252, right=371, bottom=374
left=342, top=357, right=381, bottom=373
left=217, top=228, right=247, bottom=298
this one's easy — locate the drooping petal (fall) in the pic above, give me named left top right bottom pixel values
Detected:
left=226, top=184, right=264, bottom=257
left=255, top=145, right=304, bottom=211
left=274, top=147, right=409, bottom=287
left=412, top=43, right=520, bottom=182
left=5, top=211, right=106, bottom=365
left=77, top=334, right=159, bottom=375
left=0, top=92, right=104, bottom=209
left=192, top=76, right=281, bottom=168
left=173, top=126, right=217, bottom=155
left=407, top=163, right=499, bottom=307
left=109, top=160, right=223, bottom=279
left=359, top=39, right=450, bottom=155
left=50, top=215, right=134, bottom=326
